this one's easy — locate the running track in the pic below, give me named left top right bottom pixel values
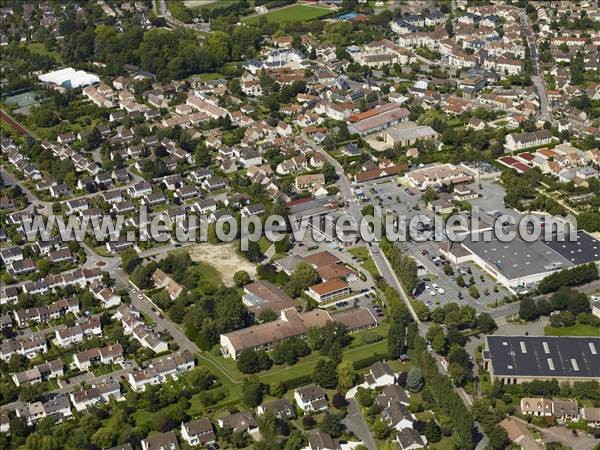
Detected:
left=1, top=109, right=35, bottom=137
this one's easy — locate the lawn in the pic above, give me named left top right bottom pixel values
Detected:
left=544, top=324, right=600, bottom=337
left=347, top=247, right=380, bottom=278
left=188, top=330, right=389, bottom=414
left=26, top=42, right=62, bottom=62
left=243, top=4, right=331, bottom=25
left=430, top=436, right=456, bottom=450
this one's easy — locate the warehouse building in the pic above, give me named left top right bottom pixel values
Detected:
left=456, top=230, right=600, bottom=291
left=483, top=336, right=600, bottom=385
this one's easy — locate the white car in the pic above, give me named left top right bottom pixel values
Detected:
left=437, top=288, right=445, bottom=295
left=432, top=283, right=439, bottom=289
left=430, top=290, right=436, bottom=296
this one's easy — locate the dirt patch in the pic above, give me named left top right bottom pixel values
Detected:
left=188, top=243, right=256, bottom=286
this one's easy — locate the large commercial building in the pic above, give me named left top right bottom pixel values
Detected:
left=483, top=336, right=600, bottom=385
left=347, top=103, right=410, bottom=136
left=455, top=231, right=600, bottom=291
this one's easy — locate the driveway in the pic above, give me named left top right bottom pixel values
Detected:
left=342, top=398, right=378, bottom=450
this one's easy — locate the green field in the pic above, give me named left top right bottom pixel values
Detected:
left=348, top=247, right=380, bottom=278
left=26, top=42, right=62, bottom=62
left=544, top=324, right=600, bottom=337
left=243, top=4, right=331, bottom=25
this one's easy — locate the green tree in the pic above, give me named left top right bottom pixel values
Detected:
left=313, top=359, right=338, bottom=389
left=406, top=367, right=424, bottom=392
left=284, top=262, right=320, bottom=298
left=519, top=297, right=539, bottom=321
left=233, top=270, right=251, bottom=287
left=319, top=413, right=344, bottom=438
left=426, top=323, right=447, bottom=354
left=337, top=360, right=356, bottom=393
left=258, top=309, right=278, bottom=323
left=387, top=321, right=406, bottom=359
left=476, top=312, right=497, bottom=333
left=237, top=349, right=261, bottom=374
left=371, top=417, right=389, bottom=440
left=242, top=376, right=266, bottom=407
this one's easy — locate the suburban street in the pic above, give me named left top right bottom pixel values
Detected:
left=342, top=398, right=378, bottom=450
left=520, top=11, right=552, bottom=123
left=112, top=268, right=200, bottom=355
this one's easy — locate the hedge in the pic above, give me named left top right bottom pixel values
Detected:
left=284, top=374, right=313, bottom=390
left=352, top=353, right=386, bottom=370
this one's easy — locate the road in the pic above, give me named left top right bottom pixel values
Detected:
left=342, top=398, right=378, bottom=450
left=303, top=135, right=492, bottom=445
left=156, top=0, right=210, bottom=32
left=302, top=134, right=422, bottom=326
left=113, top=268, right=200, bottom=355
left=520, top=11, right=552, bottom=123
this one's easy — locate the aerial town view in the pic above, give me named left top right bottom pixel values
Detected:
left=1, top=0, right=600, bottom=449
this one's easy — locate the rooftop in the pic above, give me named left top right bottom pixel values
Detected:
left=485, top=336, right=600, bottom=379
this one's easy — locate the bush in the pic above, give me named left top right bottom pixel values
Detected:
left=538, top=263, right=598, bottom=294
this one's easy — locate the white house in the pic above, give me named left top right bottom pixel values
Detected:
left=294, top=385, right=328, bottom=412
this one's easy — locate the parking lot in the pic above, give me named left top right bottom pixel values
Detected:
left=356, top=179, right=427, bottom=223
left=399, top=238, right=510, bottom=310
left=356, top=178, right=512, bottom=311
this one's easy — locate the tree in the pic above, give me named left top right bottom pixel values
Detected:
left=356, top=387, right=373, bottom=407
left=424, top=420, right=441, bottom=443
left=337, top=360, right=356, bottom=393
left=320, top=413, right=344, bottom=438
left=371, top=418, right=389, bottom=440
left=284, top=262, right=320, bottom=298
left=387, top=321, right=406, bottom=359
left=422, top=186, right=439, bottom=203
left=313, top=359, right=338, bottom=389
left=468, top=286, right=480, bottom=298
left=406, top=367, right=424, bottom=392
left=519, top=297, right=539, bottom=321
left=283, top=430, right=305, bottom=450
left=233, top=270, right=251, bottom=287
left=242, top=377, right=266, bottom=407
left=426, top=324, right=447, bottom=354
left=245, top=241, right=264, bottom=263
left=476, top=312, right=497, bottom=333
left=258, top=309, right=278, bottom=323
left=237, top=349, right=260, bottom=374
left=487, top=425, right=509, bottom=450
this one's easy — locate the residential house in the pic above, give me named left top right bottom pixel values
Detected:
left=180, top=418, right=216, bottom=447
left=294, top=385, right=328, bottom=412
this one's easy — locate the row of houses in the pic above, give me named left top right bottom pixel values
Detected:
left=520, top=397, right=600, bottom=425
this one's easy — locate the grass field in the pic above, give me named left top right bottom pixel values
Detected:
left=348, top=247, right=380, bottom=278
left=26, top=42, right=62, bottom=62
left=243, top=4, right=331, bottom=25
left=544, top=324, right=600, bottom=337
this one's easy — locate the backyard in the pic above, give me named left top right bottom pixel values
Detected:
left=187, top=323, right=390, bottom=415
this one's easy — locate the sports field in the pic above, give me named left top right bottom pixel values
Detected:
left=244, top=4, right=330, bottom=24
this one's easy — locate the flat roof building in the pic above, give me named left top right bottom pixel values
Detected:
left=459, top=231, right=600, bottom=291
left=483, top=336, right=600, bottom=385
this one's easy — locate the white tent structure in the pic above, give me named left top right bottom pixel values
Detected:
left=38, top=67, right=100, bottom=89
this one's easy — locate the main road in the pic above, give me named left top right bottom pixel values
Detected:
left=520, top=10, right=552, bottom=123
